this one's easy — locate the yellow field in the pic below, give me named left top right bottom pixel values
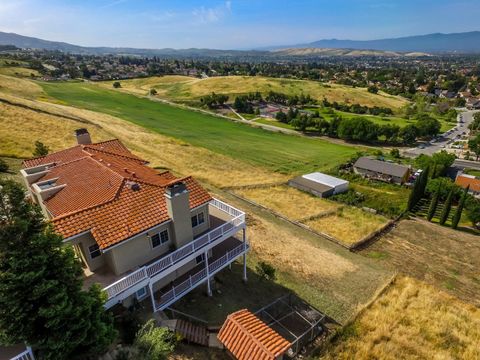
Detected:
left=0, top=66, right=40, bottom=78
left=232, top=185, right=387, bottom=245
left=304, top=207, right=387, bottom=245
left=0, top=74, right=45, bottom=99
left=99, top=75, right=408, bottom=110
left=320, top=276, right=480, bottom=360
left=233, top=185, right=339, bottom=220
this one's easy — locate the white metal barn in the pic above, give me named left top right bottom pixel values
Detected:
left=288, top=172, right=349, bottom=198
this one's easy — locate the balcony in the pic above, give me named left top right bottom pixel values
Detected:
left=154, top=236, right=249, bottom=311
left=99, top=198, right=246, bottom=309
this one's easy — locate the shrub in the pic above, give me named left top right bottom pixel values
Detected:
left=33, top=140, right=49, bottom=157
left=113, top=81, right=121, bottom=88
left=390, top=148, right=400, bottom=158
left=149, top=88, right=157, bottom=95
left=135, top=320, right=177, bottom=360
left=0, top=159, right=8, bottom=173
left=332, top=189, right=365, bottom=206
left=255, top=261, right=276, bottom=281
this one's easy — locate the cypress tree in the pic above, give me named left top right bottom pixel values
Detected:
left=418, top=165, right=430, bottom=199
left=439, top=188, right=454, bottom=225
left=427, top=186, right=440, bottom=221
left=452, top=185, right=469, bottom=229
left=0, top=180, right=116, bottom=360
left=407, top=176, right=419, bottom=211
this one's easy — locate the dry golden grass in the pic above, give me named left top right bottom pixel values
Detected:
left=305, top=207, right=388, bottom=245
left=0, top=66, right=40, bottom=78
left=0, top=74, right=45, bottom=99
left=245, top=212, right=392, bottom=322
left=99, top=75, right=408, bottom=110
left=0, top=90, right=288, bottom=188
left=320, top=276, right=480, bottom=360
left=233, top=185, right=339, bottom=220
left=0, top=101, right=112, bottom=158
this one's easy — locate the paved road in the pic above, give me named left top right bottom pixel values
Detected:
left=453, top=159, right=480, bottom=171
left=405, top=109, right=478, bottom=157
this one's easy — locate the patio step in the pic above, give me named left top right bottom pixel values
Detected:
left=175, top=319, right=209, bottom=346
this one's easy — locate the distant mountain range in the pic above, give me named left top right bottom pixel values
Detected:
left=265, top=31, right=480, bottom=53
left=0, top=31, right=479, bottom=57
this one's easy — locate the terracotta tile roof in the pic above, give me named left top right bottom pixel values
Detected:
left=456, top=174, right=480, bottom=193
left=23, top=139, right=212, bottom=249
left=218, top=309, right=291, bottom=360
left=22, top=139, right=144, bottom=168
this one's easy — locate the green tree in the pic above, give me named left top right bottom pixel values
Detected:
left=0, top=180, right=116, bottom=359
left=367, top=85, right=378, bottom=94
left=439, top=188, right=454, bottom=225
left=113, top=81, right=121, bottom=88
left=452, top=185, right=469, bottom=229
left=400, top=124, right=418, bottom=145
left=33, top=141, right=49, bottom=157
left=468, top=134, right=480, bottom=161
left=135, top=320, right=177, bottom=360
left=427, top=187, right=440, bottom=221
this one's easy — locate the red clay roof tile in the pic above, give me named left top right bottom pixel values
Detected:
left=456, top=174, right=480, bottom=193
left=218, top=309, right=291, bottom=360
left=23, top=139, right=212, bottom=249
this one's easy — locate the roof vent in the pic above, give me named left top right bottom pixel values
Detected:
left=126, top=181, right=141, bottom=191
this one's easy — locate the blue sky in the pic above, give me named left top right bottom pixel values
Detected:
left=0, top=0, right=479, bottom=49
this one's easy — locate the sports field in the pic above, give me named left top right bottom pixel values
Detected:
left=40, top=81, right=358, bottom=174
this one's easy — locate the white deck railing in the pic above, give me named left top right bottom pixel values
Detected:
left=102, top=198, right=245, bottom=306
left=10, top=347, right=34, bottom=360
left=156, top=242, right=249, bottom=311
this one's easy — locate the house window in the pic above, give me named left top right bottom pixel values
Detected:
left=136, top=287, right=147, bottom=300
left=151, top=229, right=169, bottom=248
left=88, top=244, right=101, bottom=259
left=196, top=254, right=205, bottom=264
left=191, top=212, right=205, bottom=228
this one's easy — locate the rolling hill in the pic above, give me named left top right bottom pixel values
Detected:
left=1, top=31, right=479, bottom=56
left=266, top=31, right=480, bottom=53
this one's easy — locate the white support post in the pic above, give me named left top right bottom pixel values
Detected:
left=242, top=228, right=248, bottom=283
left=149, top=282, right=156, bottom=312
left=204, top=250, right=212, bottom=296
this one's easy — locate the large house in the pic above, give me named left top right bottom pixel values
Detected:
left=353, top=157, right=410, bottom=185
left=20, top=129, right=249, bottom=311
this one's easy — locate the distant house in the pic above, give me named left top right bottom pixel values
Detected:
left=353, top=157, right=410, bottom=184
left=455, top=174, right=480, bottom=196
left=288, top=172, right=349, bottom=198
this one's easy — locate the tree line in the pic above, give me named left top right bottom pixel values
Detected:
left=275, top=110, right=441, bottom=144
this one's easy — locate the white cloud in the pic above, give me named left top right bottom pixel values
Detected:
left=192, top=1, right=232, bottom=24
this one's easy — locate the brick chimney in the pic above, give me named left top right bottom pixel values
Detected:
left=74, top=128, right=92, bottom=145
left=165, top=182, right=194, bottom=249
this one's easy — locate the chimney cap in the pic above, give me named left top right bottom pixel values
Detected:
left=74, top=128, right=89, bottom=136
left=165, top=182, right=187, bottom=197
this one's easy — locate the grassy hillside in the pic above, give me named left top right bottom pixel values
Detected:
left=320, top=276, right=480, bottom=359
left=40, top=81, right=358, bottom=174
left=98, top=75, right=408, bottom=110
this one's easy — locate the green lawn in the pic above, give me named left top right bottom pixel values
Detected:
left=40, top=81, right=358, bottom=174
